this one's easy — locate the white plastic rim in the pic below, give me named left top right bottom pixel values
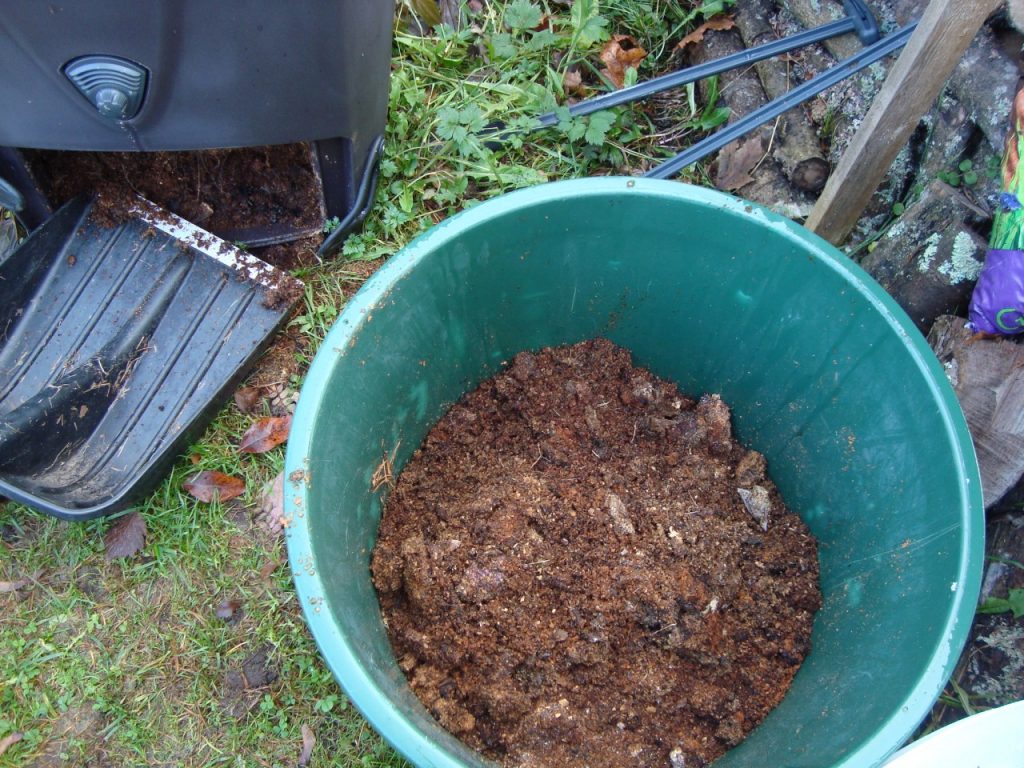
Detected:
left=882, top=700, right=1024, bottom=768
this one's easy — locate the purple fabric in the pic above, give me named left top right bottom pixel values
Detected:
left=968, top=249, right=1024, bottom=335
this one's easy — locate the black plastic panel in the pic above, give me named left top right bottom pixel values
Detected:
left=0, top=1, right=392, bottom=153
left=0, top=197, right=302, bottom=519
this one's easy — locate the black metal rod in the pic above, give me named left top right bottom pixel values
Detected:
left=536, top=18, right=857, bottom=128
left=645, top=22, right=917, bottom=180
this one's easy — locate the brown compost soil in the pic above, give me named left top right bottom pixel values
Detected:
left=24, top=143, right=322, bottom=235
left=372, top=339, right=822, bottom=768
left=22, top=145, right=321, bottom=302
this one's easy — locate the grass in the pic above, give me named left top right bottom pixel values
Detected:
left=2, top=459, right=398, bottom=766
left=0, top=2, right=728, bottom=765
left=3, top=1, right=1020, bottom=764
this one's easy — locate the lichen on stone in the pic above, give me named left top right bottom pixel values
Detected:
left=917, top=232, right=943, bottom=273
left=886, top=220, right=906, bottom=240
left=937, top=231, right=983, bottom=284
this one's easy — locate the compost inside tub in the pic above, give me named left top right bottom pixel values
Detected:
left=372, top=338, right=822, bottom=768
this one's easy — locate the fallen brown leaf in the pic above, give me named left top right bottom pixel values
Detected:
left=260, top=557, right=282, bottom=581
left=0, top=575, right=32, bottom=593
left=0, top=732, right=22, bottom=758
left=599, top=34, right=647, bottom=89
left=104, top=512, right=147, bottom=561
left=239, top=415, right=292, bottom=454
left=299, top=724, right=316, bottom=767
left=563, top=67, right=585, bottom=97
left=676, top=16, right=735, bottom=51
left=258, top=472, right=287, bottom=536
left=216, top=598, right=242, bottom=621
left=184, top=471, right=246, bottom=503
left=407, top=0, right=441, bottom=28
left=234, top=386, right=263, bottom=414
left=714, top=135, right=766, bottom=191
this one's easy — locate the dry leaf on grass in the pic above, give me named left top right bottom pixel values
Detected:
left=259, top=557, right=282, bottom=581
left=0, top=732, right=23, bottom=758
left=600, top=34, right=647, bottom=89
left=407, top=0, right=441, bottom=28
left=714, top=135, right=766, bottom=191
left=299, top=724, right=316, bottom=767
left=184, top=471, right=246, bottom=503
left=239, top=415, right=292, bottom=454
left=234, top=386, right=263, bottom=414
left=675, top=16, right=735, bottom=51
left=259, top=471, right=287, bottom=536
left=0, top=574, right=34, bottom=593
left=563, top=67, right=585, bottom=96
left=216, top=598, right=242, bottom=621
left=104, top=511, right=147, bottom=561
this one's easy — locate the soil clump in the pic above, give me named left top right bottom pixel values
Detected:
left=372, top=339, right=821, bottom=768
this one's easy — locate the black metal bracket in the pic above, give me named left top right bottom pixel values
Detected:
left=843, top=0, right=881, bottom=45
left=317, top=135, right=385, bottom=259
left=645, top=23, right=915, bottom=179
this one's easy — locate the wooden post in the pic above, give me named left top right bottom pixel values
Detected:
left=805, top=0, right=1001, bottom=244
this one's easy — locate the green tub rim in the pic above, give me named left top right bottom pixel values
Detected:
left=284, top=177, right=983, bottom=768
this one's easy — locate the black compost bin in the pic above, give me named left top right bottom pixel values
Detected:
left=0, top=1, right=392, bottom=243
left=0, top=1, right=393, bottom=519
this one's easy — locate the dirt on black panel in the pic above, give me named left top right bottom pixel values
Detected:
left=372, top=338, right=821, bottom=768
left=24, top=145, right=326, bottom=276
left=23, top=143, right=323, bottom=236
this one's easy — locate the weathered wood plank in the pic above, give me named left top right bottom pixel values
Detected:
left=928, top=315, right=1024, bottom=508
left=806, top=0, right=1001, bottom=244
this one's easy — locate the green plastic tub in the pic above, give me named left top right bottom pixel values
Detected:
left=284, top=179, right=984, bottom=768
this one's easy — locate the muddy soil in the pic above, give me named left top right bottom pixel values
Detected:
left=24, top=143, right=323, bottom=238
left=373, top=339, right=821, bottom=768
